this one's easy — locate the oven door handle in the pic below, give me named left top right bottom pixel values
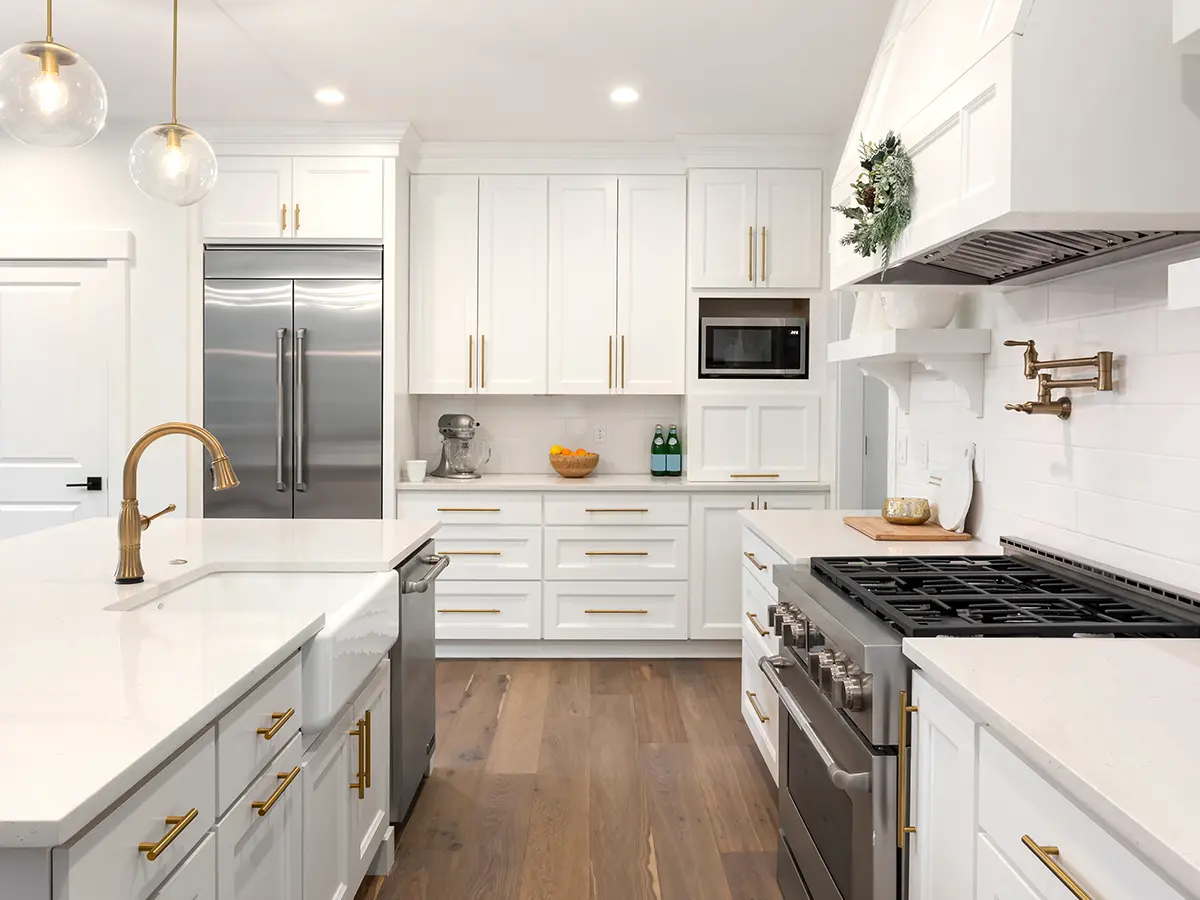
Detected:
left=759, top=656, right=872, bottom=794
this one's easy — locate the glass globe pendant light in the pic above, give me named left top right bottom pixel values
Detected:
left=0, top=0, right=108, bottom=146
left=128, top=0, right=217, bottom=206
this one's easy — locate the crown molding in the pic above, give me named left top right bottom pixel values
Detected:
left=675, top=133, right=838, bottom=170
left=195, top=122, right=414, bottom=157
left=0, top=229, right=134, bottom=261
left=414, top=141, right=686, bottom=174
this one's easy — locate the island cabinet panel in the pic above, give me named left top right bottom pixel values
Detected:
left=152, top=833, right=216, bottom=900
left=215, top=733, right=303, bottom=900
left=53, top=729, right=217, bottom=900
left=301, top=705, right=355, bottom=900
left=350, top=661, right=391, bottom=890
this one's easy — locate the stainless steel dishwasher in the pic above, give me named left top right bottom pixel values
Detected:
left=390, top=541, right=447, bottom=823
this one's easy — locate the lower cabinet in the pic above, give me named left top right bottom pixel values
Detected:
left=976, top=834, right=1043, bottom=900
left=350, top=662, right=391, bottom=889
left=435, top=581, right=543, bottom=640
left=692, top=495, right=759, bottom=639
left=152, top=834, right=216, bottom=900
left=543, top=582, right=688, bottom=640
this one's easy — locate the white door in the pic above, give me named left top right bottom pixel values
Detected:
left=547, top=176, right=618, bottom=393
left=689, top=494, right=757, bottom=639
left=153, top=834, right=217, bottom=900
left=755, top=396, right=821, bottom=482
left=687, top=169, right=758, bottom=288
left=0, top=264, right=115, bottom=538
left=478, top=176, right=548, bottom=394
left=756, top=170, right=824, bottom=289
left=976, top=834, right=1045, bottom=900
left=350, top=662, right=390, bottom=889
left=910, top=671, right=978, bottom=900
left=409, top=175, right=479, bottom=394
left=684, top=395, right=755, bottom=482
left=201, top=157, right=293, bottom=239
left=302, top=706, right=354, bottom=900
left=617, top=176, right=686, bottom=394
left=291, top=157, right=384, bottom=240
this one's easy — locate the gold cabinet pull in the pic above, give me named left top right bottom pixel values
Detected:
left=897, top=691, right=919, bottom=849
left=585, top=508, right=649, bottom=513
left=281, top=203, right=288, bottom=232
left=748, top=226, right=755, bottom=282
left=468, top=335, right=474, bottom=389
left=294, top=204, right=300, bottom=232
left=585, top=550, right=649, bottom=556
left=251, top=766, right=301, bottom=817
left=349, top=718, right=366, bottom=799
left=438, top=608, right=501, bottom=614
left=746, top=611, right=769, bottom=636
left=363, top=709, right=372, bottom=789
left=608, top=335, right=613, bottom=389
left=256, top=708, right=294, bottom=740
left=620, top=334, right=626, bottom=389
left=584, top=609, right=649, bottom=615
left=436, top=507, right=501, bottom=512
left=730, top=473, right=781, bottom=479
left=745, top=691, right=769, bottom=723
left=137, top=808, right=198, bottom=860
left=439, top=550, right=502, bottom=556
left=761, top=226, right=767, bottom=280
left=480, top=334, right=486, bottom=389
left=744, top=551, right=768, bottom=572
left=1022, top=836, right=1092, bottom=900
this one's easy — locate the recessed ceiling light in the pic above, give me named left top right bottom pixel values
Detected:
left=315, top=87, right=345, bottom=105
left=610, top=86, right=639, bottom=104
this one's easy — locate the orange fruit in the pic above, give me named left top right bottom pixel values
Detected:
left=576, top=448, right=587, bottom=455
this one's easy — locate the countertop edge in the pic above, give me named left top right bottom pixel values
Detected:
left=903, top=640, right=1200, bottom=899
left=738, top=510, right=804, bottom=564
left=395, top=478, right=832, bottom=493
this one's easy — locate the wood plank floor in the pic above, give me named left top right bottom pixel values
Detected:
left=357, top=659, right=783, bottom=900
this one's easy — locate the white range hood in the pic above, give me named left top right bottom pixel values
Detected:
left=830, top=0, right=1200, bottom=290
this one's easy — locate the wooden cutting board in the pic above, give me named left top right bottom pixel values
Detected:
left=844, top=516, right=973, bottom=542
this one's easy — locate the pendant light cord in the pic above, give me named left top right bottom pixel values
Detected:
left=45, top=0, right=53, bottom=42
left=170, top=0, right=179, bottom=124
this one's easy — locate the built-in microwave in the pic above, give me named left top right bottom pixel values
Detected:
left=700, top=316, right=808, bottom=378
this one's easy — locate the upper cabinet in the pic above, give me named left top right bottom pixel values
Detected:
left=201, top=156, right=385, bottom=241
left=685, top=393, right=821, bottom=482
left=688, top=169, right=823, bottom=290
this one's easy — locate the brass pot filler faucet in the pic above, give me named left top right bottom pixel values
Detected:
left=1003, top=340, right=1113, bottom=419
left=115, top=422, right=239, bottom=584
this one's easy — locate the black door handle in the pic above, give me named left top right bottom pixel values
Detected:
left=66, top=476, right=103, bottom=491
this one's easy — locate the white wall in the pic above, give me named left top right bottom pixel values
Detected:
left=413, top=395, right=683, bottom=476
left=0, top=128, right=189, bottom=514
left=893, top=246, right=1200, bottom=591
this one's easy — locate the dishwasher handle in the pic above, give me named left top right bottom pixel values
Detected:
left=403, top=554, right=450, bottom=593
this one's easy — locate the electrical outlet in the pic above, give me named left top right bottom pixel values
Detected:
left=593, top=425, right=606, bottom=445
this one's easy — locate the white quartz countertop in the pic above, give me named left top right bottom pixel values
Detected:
left=0, top=517, right=439, bottom=848
left=905, top=638, right=1200, bottom=898
left=397, top=473, right=832, bottom=493
left=739, top=509, right=1000, bottom=563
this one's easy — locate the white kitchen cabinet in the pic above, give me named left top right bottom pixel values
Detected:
left=976, top=834, right=1044, bottom=900
left=740, top=653, right=778, bottom=780
left=690, top=494, right=758, bottom=639
left=201, top=156, right=383, bottom=240
left=909, top=670, right=978, bottom=900
left=686, top=393, right=821, bottom=482
left=688, top=168, right=823, bottom=290
left=548, top=176, right=618, bottom=393
left=301, top=705, right=355, bottom=900
left=151, top=834, right=216, bottom=900
left=543, top=581, right=688, bottom=640
left=350, top=662, right=390, bottom=889
left=543, top=526, right=689, bottom=581
left=435, top=581, right=543, bottom=640
left=291, top=157, right=384, bottom=240
left=409, top=175, right=479, bottom=394
left=478, top=176, right=548, bottom=393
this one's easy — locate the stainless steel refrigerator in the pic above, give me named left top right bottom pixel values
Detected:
left=203, top=246, right=383, bottom=518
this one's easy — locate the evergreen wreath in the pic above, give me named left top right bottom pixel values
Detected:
left=832, top=131, right=914, bottom=275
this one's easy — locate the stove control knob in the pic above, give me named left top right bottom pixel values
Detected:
left=806, top=649, right=824, bottom=676
left=774, top=607, right=795, bottom=637
left=821, top=661, right=848, bottom=694
left=784, top=622, right=805, bottom=648
left=830, top=673, right=866, bottom=712
left=766, top=604, right=780, bottom=628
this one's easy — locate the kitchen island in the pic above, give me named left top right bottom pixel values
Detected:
left=0, top=516, right=439, bottom=900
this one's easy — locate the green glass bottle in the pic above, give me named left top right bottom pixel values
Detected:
left=651, top=424, right=667, bottom=476
left=665, top=424, right=682, bottom=477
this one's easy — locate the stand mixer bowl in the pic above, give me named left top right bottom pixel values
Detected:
left=430, top=413, right=491, bottom=479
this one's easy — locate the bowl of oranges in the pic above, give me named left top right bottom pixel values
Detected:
left=549, top=445, right=599, bottom=478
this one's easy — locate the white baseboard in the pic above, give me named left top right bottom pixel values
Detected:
left=435, top=639, right=740, bottom=659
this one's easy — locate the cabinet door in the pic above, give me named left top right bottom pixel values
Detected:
left=755, top=493, right=828, bottom=511
left=409, top=175, right=479, bottom=394
left=301, top=706, right=355, bottom=900
left=478, top=176, right=548, bottom=394
left=351, top=661, right=391, bottom=888
left=687, top=169, right=757, bottom=288
left=201, top=157, right=292, bottom=239
left=909, top=671, right=978, bottom=900
left=754, top=396, right=821, bottom=482
left=548, top=176, right=618, bottom=393
left=976, top=834, right=1045, bottom=900
left=756, top=170, right=823, bottom=289
left=151, top=834, right=216, bottom=900
left=617, top=176, right=686, bottom=394
left=684, top=395, right=754, bottom=482
left=689, top=494, right=757, bottom=639
left=292, top=157, right=384, bottom=240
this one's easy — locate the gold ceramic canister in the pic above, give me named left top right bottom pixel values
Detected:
left=882, top=497, right=931, bottom=526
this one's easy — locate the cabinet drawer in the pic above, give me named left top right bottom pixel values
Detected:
left=151, top=832, right=215, bottom=900
left=544, top=526, right=688, bottom=580
left=436, top=525, right=541, bottom=580
left=742, top=527, right=785, bottom=597
left=544, top=493, right=689, bottom=526
left=741, top=578, right=778, bottom=658
left=54, top=729, right=217, bottom=900
left=741, top=652, right=778, bottom=780
left=215, top=732, right=303, bottom=900
left=978, top=730, right=1184, bottom=900
left=216, top=653, right=302, bottom=813
left=435, top=581, right=542, bottom=640
left=397, top=493, right=541, bottom=525
left=543, top=582, right=687, bottom=640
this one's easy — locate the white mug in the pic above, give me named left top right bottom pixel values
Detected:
left=405, top=460, right=427, bottom=483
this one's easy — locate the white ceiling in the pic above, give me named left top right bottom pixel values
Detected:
left=1, top=0, right=890, bottom=141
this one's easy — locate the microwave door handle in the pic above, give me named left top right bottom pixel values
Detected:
left=760, top=656, right=871, bottom=794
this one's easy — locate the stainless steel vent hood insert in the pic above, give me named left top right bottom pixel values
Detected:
left=860, top=229, right=1200, bottom=288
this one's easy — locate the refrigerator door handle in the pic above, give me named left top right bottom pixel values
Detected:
left=294, top=327, right=308, bottom=492
left=275, top=327, right=288, bottom=491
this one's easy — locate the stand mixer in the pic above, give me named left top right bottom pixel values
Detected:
left=429, top=413, right=491, bottom=479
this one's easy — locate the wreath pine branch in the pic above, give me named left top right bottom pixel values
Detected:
left=832, top=131, right=914, bottom=277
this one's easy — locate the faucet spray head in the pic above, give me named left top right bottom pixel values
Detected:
left=211, top=456, right=240, bottom=491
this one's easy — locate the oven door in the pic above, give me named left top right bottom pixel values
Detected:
left=700, top=317, right=806, bottom=377
left=760, top=656, right=898, bottom=900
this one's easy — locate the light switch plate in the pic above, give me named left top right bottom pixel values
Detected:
left=915, top=438, right=929, bottom=466
left=896, top=434, right=909, bottom=465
